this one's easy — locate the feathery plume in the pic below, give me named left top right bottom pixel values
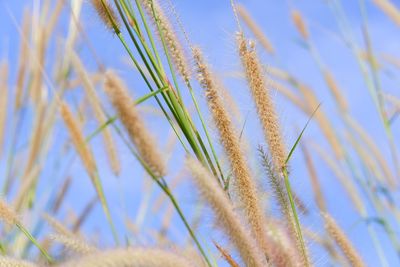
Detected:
left=258, top=146, right=291, bottom=229
left=372, top=0, right=400, bottom=26
left=0, top=63, right=8, bottom=158
left=193, top=47, right=279, bottom=262
left=50, top=234, right=97, bottom=255
left=258, top=147, right=302, bottom=267
left=237, top=4, right=275, bottom=54
left=90, top=0, right=120, bottom=33
left=186, top=157, right=268, bottom=267
left=213, top=242, right=240, bottom=267
left=71, top=53, right=120, bottom=176
left=238, top=35, right=310, bottom=265
left=140, top=0, right=191, bottom=81
left=104, top=71, right=166, bottom=177
left=60, top=102, right=96, bottom=176
left=237, top=34, right=286, bottom=172
left=291, top=10, right=309, bottom=40
left=323, top=213, right=365, bottom=267
left=43, top=213, right=74, bottom=237
left=0, top=198, right=20, bottom=226
left=60, top=101, right=117, bottom=241
left=59, top=248, right=195, bottom=267
left=0, top=256, right=37, bottom=267
left=29, top=21, right=46, bottom=106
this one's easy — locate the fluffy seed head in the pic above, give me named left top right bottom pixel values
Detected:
left=0, top=256, right=37, bottom=267
left=60, top=102, right=96, bottom=176
left=140, top=0, right=190, bottom=81
left=186, top=157, right=268, bottom=267
left=43, top=213, right=74, bottom=237
left=291, top=10, right=309, bottom=40
left=0, top=198, right=19, bottom=226
left=323, top=213, right=365, bottom=267
left=59, top=248, right=195, bottom=267
left=213, top=242, right=240, bottom=267
left=90, top=0, right=120, bottom=33
left=104, top=71, right=166, bottom=177
left=71, top=53, right=120, bottom=176
left=50, top=234, right=97, bottom=255
left=237, top=34, right=286, bottom=172
left=193, top=47, right=281, bottom=263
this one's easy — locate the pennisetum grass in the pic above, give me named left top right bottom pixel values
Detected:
left=237, top=32, right=310, bottom=266
left=71, top=53, right=121, bottom=176
left=59, top=248, right=195, bottom=267
left=0, top=256, right=37, bottom=267
left=104, top=70, right=166, bottom=177
left=323, top=213, right=366, bottom=267
left=50, top=234, right=97, bottom=255
left=186, top=157, right=267, bottom=267
left=192, top=47, right=280, bottom=263
left=291, top=9, right=309, bottom=40
left=213, top=242, right=240, bottom=267
left=237, top=34, right=286, bottom=172
left=0, top=199, right=53, bottom=263
left=59, top=101, right=119, bottom=243
left=1, top=1, right=400, bottom=266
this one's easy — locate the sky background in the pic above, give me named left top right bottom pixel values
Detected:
left=1, top=0, right=400, bottom=266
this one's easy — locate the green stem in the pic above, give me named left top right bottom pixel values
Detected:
left=16, top=223, right=53, bottom=263
left=282, top=168, right=309, bottom=266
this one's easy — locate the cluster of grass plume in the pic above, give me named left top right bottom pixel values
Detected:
left=1, top=0, right=400, bottom=266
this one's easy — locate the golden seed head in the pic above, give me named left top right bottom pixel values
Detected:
left=59, top=248, right=195, bottom=267
left=104, top=71, right=166, bottom=177
left=140, top=0, right=191, bottom=81
left=0, top=199, right=19, bottom=226
left=60, top=101, right=96, bottom=176
left=50, top=234, right=97, bottom=255
left=237, top=34, right=287, bottom=172
left=90, top=0, right=120, bottom=33
left=291, top=10, right=309, bottom=40
left=186, top=157, right=268, bottom=267
left=193, top=47, right=285, bottom=264
left=0, top=256, right=37, bottom=267
left=323, top=213, right=365, bottom=267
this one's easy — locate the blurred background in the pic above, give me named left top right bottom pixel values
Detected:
left=1, top=0, right=400, bottom=266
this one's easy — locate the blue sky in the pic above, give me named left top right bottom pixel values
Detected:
left=1, top=0, right=400, bottom=266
